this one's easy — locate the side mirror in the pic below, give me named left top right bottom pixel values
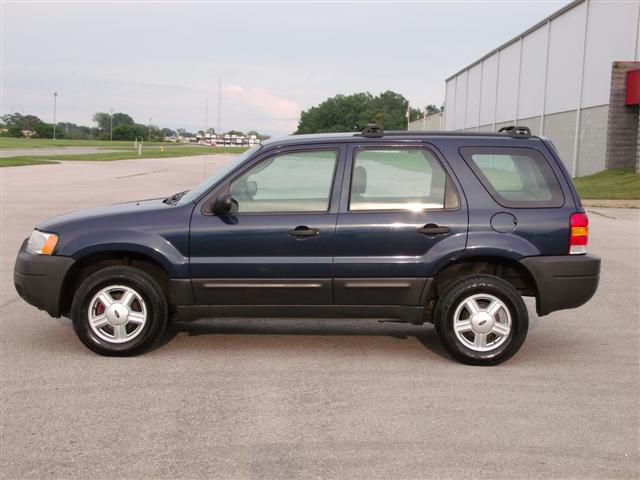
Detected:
left=213, top=193, right=238, bottom=216
left=246, top=180, right=258, bottom=198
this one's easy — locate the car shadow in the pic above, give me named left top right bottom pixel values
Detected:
left=153, top=317, right=450, bottom=360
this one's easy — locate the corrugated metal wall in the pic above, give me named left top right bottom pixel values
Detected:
left=443, top=0, right=640, bottom=176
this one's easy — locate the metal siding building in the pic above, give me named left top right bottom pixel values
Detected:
left=443, top=0, right=640, bottom=176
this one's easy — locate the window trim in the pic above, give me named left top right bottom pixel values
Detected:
left=222, top=147, right=341, bottom=215
left=345, top=145, right=460, bottom=214
left=459, top=146, right=565, bottom=209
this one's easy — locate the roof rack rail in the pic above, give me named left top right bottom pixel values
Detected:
left=498, top=125, right=532, bottom=138
left=357, top=123, right=384, bottom=138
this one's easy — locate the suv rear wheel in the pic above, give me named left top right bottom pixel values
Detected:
left=434, top=275, right=528, bottom=365
left=71, top=266, right=168, bottom=356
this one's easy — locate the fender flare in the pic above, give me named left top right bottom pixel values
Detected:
left=59, top=230, right=188, bottom=278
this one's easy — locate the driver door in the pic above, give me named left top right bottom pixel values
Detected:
left=189, top=145, right=346, bottom=305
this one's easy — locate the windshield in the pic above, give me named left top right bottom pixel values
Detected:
left=177, top=145, right=261, bottom=205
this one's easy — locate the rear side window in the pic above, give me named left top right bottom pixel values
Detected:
left=349, top=148, right=459, bottom=211
left=459, top=147, right=564, bottom=208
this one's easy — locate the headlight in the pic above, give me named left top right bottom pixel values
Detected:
left=26, top=230, right=59, bottom=255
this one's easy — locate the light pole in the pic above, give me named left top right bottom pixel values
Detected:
left=110, top=108, right=113, bottom=142
left=53, top=92, right=58, bottom=140
left=148, top=117, right=152, bottom=141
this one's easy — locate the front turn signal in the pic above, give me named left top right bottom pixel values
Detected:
left=26, top=230, right=59, bottom=255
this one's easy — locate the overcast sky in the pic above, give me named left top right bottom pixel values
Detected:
left=1, top=1, right=571, bottom=136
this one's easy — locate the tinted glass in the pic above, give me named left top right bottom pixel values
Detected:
left=349, top=148, right=452, bottom=211
left=230, top=150, right=337, bottom=213
left=178, top=145, right=261, bottom=205
left=460, top=147, right=564, bottom=207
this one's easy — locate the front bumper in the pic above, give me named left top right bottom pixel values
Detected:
left=520, top=254, right=601, bottom=316
left=14, top=240, right=75, bottom=317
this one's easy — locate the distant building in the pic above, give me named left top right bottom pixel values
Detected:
left=193, top=132, right=262, bottom=147
left=408, top=112, right=443, bottom=131
left=442, top=0, right=640, bottom=175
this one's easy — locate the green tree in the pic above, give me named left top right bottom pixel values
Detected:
left=295, top=91, right=417, bottom=134
left=92, top=112, right=111, bottom=131
left=2, top=113, right=26, bottom=137
left=93, top=112, right=136, bottom=139
left=7, top=125, right=23, bottom=137
left=425, top=104, right=441, bottom=116
left=56, top=122, right=91, bottom=140
left=112, top=113, right=134, bottom=127
left=68, top=127, right=91, bottom=140
left=1, top=113, right=53, bottom=137
left=33, top=122, right=53, bottom=138
left=160, top=128, right=176, bottom=137
left=2, top=113, right=22, bottom=128
left=148, top=125, right=165, bottom=141
left=112, top=124, right=147, bottom=141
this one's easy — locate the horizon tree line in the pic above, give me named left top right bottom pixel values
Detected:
left=0, top=112, right=269, bottom=142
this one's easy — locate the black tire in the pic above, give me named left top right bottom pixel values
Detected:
left=71, top=265, right=168, bottom=356
left=434, top=275, right=528, bottom=366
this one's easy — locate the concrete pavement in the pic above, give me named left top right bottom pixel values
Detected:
left=1, top=156, right=638, bottom=479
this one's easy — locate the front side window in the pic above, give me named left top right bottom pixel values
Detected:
left=349, top=148, right=458, bottom=211
left=460, top=147, right=564, bottom=208
left=229, top=150, right=338, bottom=213
left=178, top=145, right=261, bottom=205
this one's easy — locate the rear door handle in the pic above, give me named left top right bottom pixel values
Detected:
left=417, top=223, right=451, bottom=235
left=288, top=226, right=320, bottom=237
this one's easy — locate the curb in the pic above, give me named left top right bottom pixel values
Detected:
left=582, top=199, right=640, bottom=209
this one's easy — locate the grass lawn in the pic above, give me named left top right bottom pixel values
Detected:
left=574, top=168, right=640, bottom=200
left=0, top=145, right=248, bottom=167
left=0, top=137, right=171, bottom=149
left=0, top=157, right=57, bottom=167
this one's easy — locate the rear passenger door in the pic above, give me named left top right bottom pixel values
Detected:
left=333, top=143, right=468, bottom=306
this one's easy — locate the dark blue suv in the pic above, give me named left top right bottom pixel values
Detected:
left=14, top=125, right=600, bottom=364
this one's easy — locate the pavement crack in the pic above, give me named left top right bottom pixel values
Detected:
left=116, top=168, right=168, bottom=179
left=587, top=209, right=617, bottom=220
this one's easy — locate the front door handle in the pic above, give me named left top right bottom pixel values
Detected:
left=417, top=223, right=451, bottom=235
left=288, top=226, right=320, bottom=237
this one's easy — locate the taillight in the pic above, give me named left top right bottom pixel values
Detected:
left=569, top=213, right=589, bottom=255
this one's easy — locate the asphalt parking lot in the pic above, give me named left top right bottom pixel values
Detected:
left=1, top=156, right=638, bottom=479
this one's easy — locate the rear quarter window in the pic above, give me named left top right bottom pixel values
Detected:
left=459, top=146, right=564, bottom=208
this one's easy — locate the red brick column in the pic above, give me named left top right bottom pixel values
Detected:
left=606, top=61, right=640, bottom=170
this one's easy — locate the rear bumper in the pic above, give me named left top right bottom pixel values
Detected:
left=14, top=240, right=75, bottom=317
left=520, top=254, right=600, bottom=316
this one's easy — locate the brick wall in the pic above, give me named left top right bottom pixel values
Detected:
left=637, top=109, right=640, bottom=173
left=606, top=61, right=640, bottom=170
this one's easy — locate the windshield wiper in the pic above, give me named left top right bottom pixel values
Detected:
left=163, top=190, right=188, bottom=205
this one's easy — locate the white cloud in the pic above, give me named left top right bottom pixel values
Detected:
left=1, top=1, right=571, bottom=137
left=221, top=84, right=300, bottom=132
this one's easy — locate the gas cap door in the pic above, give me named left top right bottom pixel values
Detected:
left=490, top=212, right=518, bottom=233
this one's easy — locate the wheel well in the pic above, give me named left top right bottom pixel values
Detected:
left=426, top=257, right=538, bottom=314
left=59, top=252, right=175, bottom=317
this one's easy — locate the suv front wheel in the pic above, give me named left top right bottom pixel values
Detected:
left=434, top=275, right=528, bottom=365
left=71, top=265, right=168, bottom=356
